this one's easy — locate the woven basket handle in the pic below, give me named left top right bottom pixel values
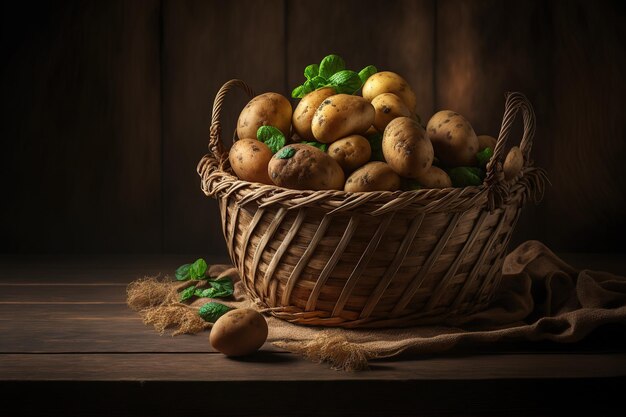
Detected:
left=484, top=92, right=536, bottom=210
left=208, top=79, right=256, bottom=165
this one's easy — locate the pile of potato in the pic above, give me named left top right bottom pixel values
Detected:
left=228, top=69, right=512, bottom=192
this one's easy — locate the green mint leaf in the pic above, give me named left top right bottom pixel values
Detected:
left=328, top=70, right=362, bottom=94
left=257, top=126, right=286, bottom=154
left=292, top=85, right=306, bottom=99
left=310, top=75, right=329, bottom=89
left=319, top=54, right=346, bottom=79
left=189, top=258, right=208, bottom=279
left=194, top=277, right=234, bottom=299
left=276, top=146, right=296, bottom=159
left=180, top=285, right=197, bottom=301
left=365, top=132, right=384, bottom=162
left=198, top=302, right=233, bottom=323
left=358, top=65, right=377, bottom=84
left=175, top=263, right=192, bottom=281
left=304, top=64, right=319, bottom=80
left=448, top=167, right=485, bottom=187
left=476, top=147, right=494, bottom=169
left=302, top=141, right=328, bottom=152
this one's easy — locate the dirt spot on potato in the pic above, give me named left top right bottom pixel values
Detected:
left=252, top=145, right=260, bottom=152
left=382, top=105, right=391, bottom=114
left=446, top=131, right=452, bottom=141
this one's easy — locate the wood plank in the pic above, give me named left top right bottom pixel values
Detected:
left=287, top=0, right=435, bottom=120
left=161, top=0, right=286, bottom=256
left=0, top=0, right=163, bottom=253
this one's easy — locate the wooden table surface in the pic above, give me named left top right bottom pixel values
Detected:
left=1, top=254, right=625, bottom=417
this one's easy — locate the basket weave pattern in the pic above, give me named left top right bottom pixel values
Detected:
left=198, top=80, right=547, bottom=328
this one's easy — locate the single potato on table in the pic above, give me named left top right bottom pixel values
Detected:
left=371, top=93, right=412, bottom=132
left=292, top=87, right=336, bottom=141
left=268, top=143, right=345, bottom=190
left=362, top=71, right=418, bottom=114
left=311, top=94, right=375, bottom=143
left=228, top=139, right=273, bottom=185
left=382, top=116, right=434, bottom=179
left=210, top=308, right=268, bottom=357
left=344, top=161, right=401, bottom=192
left=237, top=92, right=292, bottom=140
left=426, top=110, right=480, bottom=167
left=327, top=135, right=371, bottom=172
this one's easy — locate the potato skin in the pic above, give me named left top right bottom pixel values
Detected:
left=209, top=309, right=268, bottom=357
left=415, top=166, right=452, bottom=189
left=344, top=161, right=401, bottom=192
left=268, top=144, right=344, bottom=190
left=477, top=134, right=497, bottom=151
left=237, top=93, right=292, bottom=140
left=371, top=93, right=412, bottom=132
left=504, top=146, right=524, bottom=180
left=228, top=139, right=273, bottom=185
left=382, top=117, right=434, bottom=178
left=327, top=135, right=371, bottom=172
left=292, top=87, right=336, bottom=141
left=426, top=110, right=479, bottom=167
left=311, top=94, right=375, bottom=144
left=362, top=71, right=417, bottom=114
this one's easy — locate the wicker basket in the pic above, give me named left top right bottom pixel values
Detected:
left=197, top=79, right=547, bottom=328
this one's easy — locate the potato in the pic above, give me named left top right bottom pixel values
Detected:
left=362, top=71, right=417, bottom=114
left=237, top=93, right=292, bottom=140
left=477, top=134, right=497, bottom=151
left=371, top=93, right=412, bottom=132
left=228, top=139, right=273, bottom=184
left=268, top=143, right=344, bottom=190
left=311, top=94, right=375, bottom=143
left=426, top=110, right=479, bottom=167
left=209, top=308, right=268, bottom=357
left=292, top=87, right=336, bottom=141
left=327, top=135, right=371, bottom=172
left=344, top=161, right=401, bottom=192
left=504, top=146, right=524, bottom=180
left=415, top=166, right=452, bottom=189
left=382, top=116, right=434, bottom=178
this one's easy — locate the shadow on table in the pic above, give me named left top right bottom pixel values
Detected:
left=226, top=350, right=299, bottom=364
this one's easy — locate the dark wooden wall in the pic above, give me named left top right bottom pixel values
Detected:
left=1, top=0, right=625, bottom=255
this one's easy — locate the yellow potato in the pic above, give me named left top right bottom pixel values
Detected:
left=504, top=146, right=524, bottom=180
left=362, top=71, right=417, bottom=114
left=327, top=135, right=371, bottom=172
left=415, top=166, right=452, bottom=189
left=382, top=116, right=434, bottom=178
left=237, top=92, right=292, bottom=140
left=292, top=87, right=336, bottom=141
left=268, top=144, right=344, bottom=190
left=426, top=110, right=479, bottom=167
left=344, top=162, right=401, bottom=192
left=478, top=134, right=497, bottom=151
left=209, top=309, right=268, bottom=357
left=228, top=139, right=273, bottom=184
left=371, top=93, right=412, bottom=132
left=311, top=94, right=375, bottom=143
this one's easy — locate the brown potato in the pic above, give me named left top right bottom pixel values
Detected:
left=415, top=166, right=452, bottom=189
left=362, top=71, right=417, bottom=114
left=237, top=93, right=292, bottom=140
left=228, top=139, right=273, bottom=184
left=504, top=146, right=524, bottom=180
left=311, top=94, right=375, bottom=143
left=344, top=161, right=401, bottom=192
left=382, top=117, right=434, bottom=178
left=292, top=87, right=336, bottom=141
left=268, top=143, right=344, bottom=190
left=426, top=110, right=479, bottom=167
left=209, top=309, right=268, bottom=357
left=371, top=93, right=412, bottom=132
left=327, top=135, right=371, bottom=172
left=477, top=134, right=497, bottom=151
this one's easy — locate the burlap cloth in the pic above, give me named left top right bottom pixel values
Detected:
left=127, top=240, right=626, bottom=370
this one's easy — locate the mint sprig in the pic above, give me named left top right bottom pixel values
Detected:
left=476, top=147, right=494, bottom=169
left=302, top=141, right=328, bottom=152
left=448, top=167, right=485, bottom=187
left=198, top=302, right=232, bottom=323
left=257, top=126, right=285, bottom=154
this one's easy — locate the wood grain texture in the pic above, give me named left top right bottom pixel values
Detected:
left=435, top=0, right=626, bottom=251
left=0, top=0, right=162, bottom=253
left=161, top=0, right=286, bottom=256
